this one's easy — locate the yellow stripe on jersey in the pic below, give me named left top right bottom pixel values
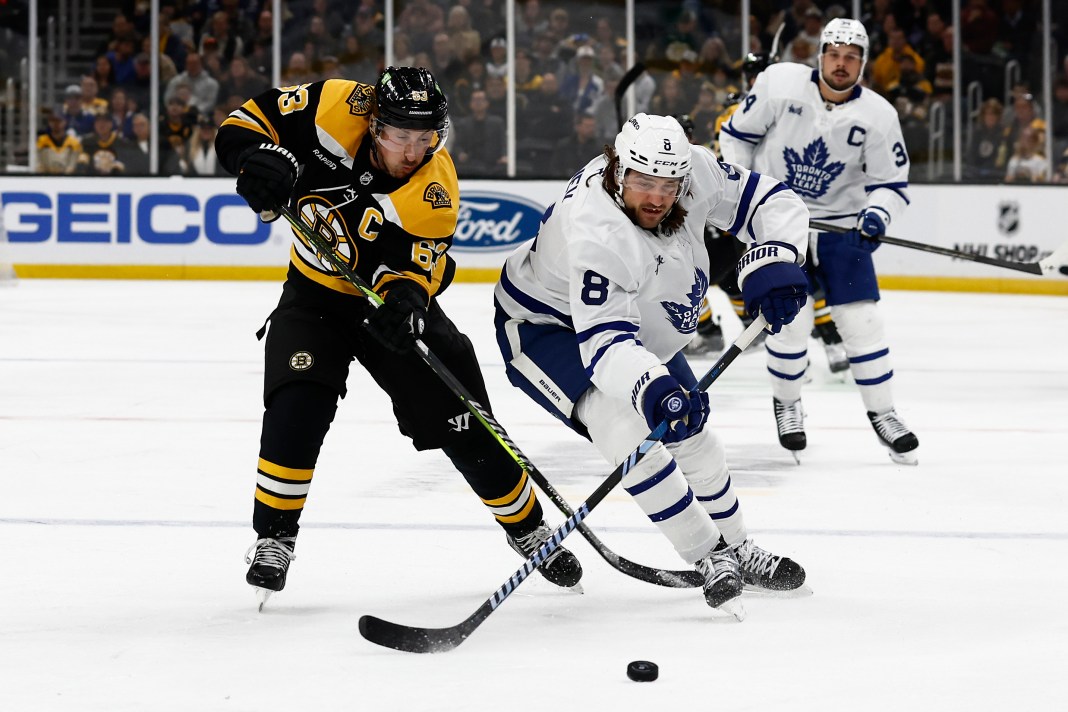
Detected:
left=241, top=101, right=280, bottom=144
left=220, top=115, right=273, bottom=139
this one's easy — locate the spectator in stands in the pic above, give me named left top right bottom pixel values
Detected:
left=870, top=27, right=926, bottom=98
left=452, top=89, right=507, bottom=177
left=596, top=44, right=624, bottom=84
left=165, top=53, right=220, bottom=118
left=530, top=30, right=563, bottom=78
left=452, top=56, right=488, bottom=118
left=162, top=3, right=195, bottom=51
left=282, top=51, right=315, bottom=86
left=446, top=5, right=482, bottom=64
left=78, top=114, right=131, bottom=175
left=649, top=74, right=690, bottom=118
left=550, top=113, right=600, bottom=177
left=427, top=32, right=465, bottom=92
left=593, top=15, right=627, bottom=57
left=590, top=67, right=623, bottom=143
left=1050, top=79, right=1068, bottom=155
left=156, top=10, right=188, bottom=74
left=999, top=0, right=1037, bottom=74
left=246, top=9, right=276, bottom=63
left=689, top=82, right=721, bottom=147
left=106, top=35, right=139, bottom=86
left=782, top=6, right=824, bottom=68
left=960, top=0, right=999, bottom=55
left=1051, top=148, right=1068, bottom=184
left=188, top=115, right=228, bottom=176
left=1004, top=91, right=1047, bottom=154
left=159, top=96, right=194, bottom=175
left=218, top=55, right=268, bottom=108
left=515, top=48, right=543, bottom=96
left=305, top=15, right=342, bottom=67
left=468, top=0, right=505, bottom=42
left=123, top=53, right=153, bottom=118
left=116, top=112, right=150, bottom=174
left=59, top=84, right=93, bottom=137
left=393, top=32, right=416, bottom=67
left=200, top=10, right=244, bottom=65
left=37, top=111, right=82, bottom=175
left=517, top=0, right=549, bottom=45
left=337, top=35, right=380, bottom=85
left=516, top=72, right=572, bottom=175
left=885, top=53, right=933, bottom=104
left=895, top=0, right=934, bottom=48
left=79, top=75, right=108, bottom=117
left=91, top=55, right=116, bottom=100
left=545, top=8, right=571, bottom=46
left=697, top=36, right=733, bottom=77
left=96, top=13, right=135, bottom=58
left=964, top=97, right=1008, bottom=182
left=398, top=0, right=444, bottom=54
left=108, top=87, right=135, bottom=139
left=486, top=37, right=508, bottom=79
left=559, top=45, right=604, bottom=117
left=657, top=9, right=703, bottom=60
left=1005, top=127, right=1048, bottom=183
left=484, top=74, right=516, bottom=119
left=351, top=6, right=385, bottom=59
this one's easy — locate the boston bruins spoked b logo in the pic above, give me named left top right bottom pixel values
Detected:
left=294, top=199, right=356, bottom=274
left=289, top=351, right=314, bottom=371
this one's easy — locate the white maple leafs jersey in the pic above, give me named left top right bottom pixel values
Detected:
left=494, top=146, right=809, bottom=404
left=719, top=63, right=909, bottom=230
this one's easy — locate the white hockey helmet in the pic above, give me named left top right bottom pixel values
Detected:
left=818, top=18, right=869, bottom=90
left=613, top=113, right=692, bottom=198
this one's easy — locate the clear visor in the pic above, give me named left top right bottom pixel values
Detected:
left=822, top=45, right=864, bottom=64
left=623, top=170, right=685, bottom=198
left=371, top=118, right=448, bottom=154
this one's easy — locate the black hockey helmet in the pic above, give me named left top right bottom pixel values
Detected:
left=673, top=114, right=695, bottom=141
left=372, top=66, right=450, bottom=153
left=741, top=52, right=769, bottom=84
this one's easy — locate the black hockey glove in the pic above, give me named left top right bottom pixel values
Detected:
left=364, top=282, right=429, bottom=353
left=737, top=242, right=808, bottom=334
left=235, top=143, right=299, bottom=217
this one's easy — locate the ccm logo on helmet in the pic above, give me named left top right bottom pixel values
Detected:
left=654, top=160, right=680, bottom=166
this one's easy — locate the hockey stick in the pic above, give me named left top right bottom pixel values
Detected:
left=810, top=220, right=1068, bottom=277
left=270, top=204, right=703, bottom=589
left=614, top=62, right=646, bottom=129
left=358, top=316, right=769, bottom=653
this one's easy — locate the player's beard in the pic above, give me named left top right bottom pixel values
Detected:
left=822, top=68, right=858, bottom=93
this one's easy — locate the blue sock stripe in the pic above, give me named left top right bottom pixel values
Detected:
left=766, top=346, right=807, bottom=360
left=855, top=371, right=894, bottom=386
left=695, top=475, right=733, bottom=502
left=708, top=499, right=740, bottom=520
left=849, top=348, right=890, bottom=364
left=648, top=489, right=695, bottom=523
left=623, top=460, right=677, bottom=496
left=768, top=367, right=806, bottom=381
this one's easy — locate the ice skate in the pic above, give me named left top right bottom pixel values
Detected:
left=732, top=538, right=810, bottom=596
left=773, top=398, right=806, bottom=462
left=245, top=536, right=296, bottom=611
left=507, top=520, right=583, bottom=590
left=695, top=542, right=745, bottom=620
left=683, top=318, right=725, bottom=357
left=868, top=410, right=919, bottom=465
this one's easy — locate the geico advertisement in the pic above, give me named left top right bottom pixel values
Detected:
left=1, top=177, right=1064, bottom=278
left=0, top=177, right=554, bottom=268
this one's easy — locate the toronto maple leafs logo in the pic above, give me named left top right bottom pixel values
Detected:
left=660, top=269, right=708, bottom=334
left=783, top=138, right=845, bottom=199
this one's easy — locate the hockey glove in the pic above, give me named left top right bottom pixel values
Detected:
left=737, top=242, right=808, bottom=334
left=631, top=366, right=709, bottom=444
left=846, top=208, right=887, bottom=252
left=364, top=282, right=429, bottom=353
left=235, top=143, right=299, bottom=217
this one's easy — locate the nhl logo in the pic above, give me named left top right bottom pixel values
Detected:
left=997, top=201, right=1020, bottom=235
left=360, top=171, right=373, bottom=185
left=289, top=351, right=314, bottom=371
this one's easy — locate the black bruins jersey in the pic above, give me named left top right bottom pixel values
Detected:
left=216, top=79, right=459, bottom=300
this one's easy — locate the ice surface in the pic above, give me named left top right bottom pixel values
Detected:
left=2, top=280, right=1066, bottom=711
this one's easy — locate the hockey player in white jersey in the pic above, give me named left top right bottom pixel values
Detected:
left=494, top=114, right=811, bottom=614
left=719, top=18, right=920, bottom=464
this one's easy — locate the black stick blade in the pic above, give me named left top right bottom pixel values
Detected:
left=359, top=612, right=481, bottom=654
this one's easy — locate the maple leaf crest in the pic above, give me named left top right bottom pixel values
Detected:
left=782, top=138, right=846, bottom=199
left=660, top=269, right=708, bottom=334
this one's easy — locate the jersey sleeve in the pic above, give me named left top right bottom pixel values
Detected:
left=696, top=148, right=808, bottom=264
left=719, top=72, right=776, bottom=168
left=860, top=105, right=910, bottom=227
left=215, top=80, right=330, bottom=174
left=568, top=221, right=661, bottom=403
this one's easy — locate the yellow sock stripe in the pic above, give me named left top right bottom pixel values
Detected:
left=481, top=469, right=530, bottom=507
left=494, top=492, right=538, bottom=524
left=257, top=458, right=314, bottom=481
left=255, top=489, right=306, bottom=510
left=814, top=313, right=833, bottom=325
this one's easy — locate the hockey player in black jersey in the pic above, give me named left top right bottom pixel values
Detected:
left=215, top=67, right=582, bottom=608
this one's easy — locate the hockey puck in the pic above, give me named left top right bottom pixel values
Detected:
left=626, top=660, right=659, bottom=682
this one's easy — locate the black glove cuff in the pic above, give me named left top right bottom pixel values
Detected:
left=238, top=142, right=300, bottom=175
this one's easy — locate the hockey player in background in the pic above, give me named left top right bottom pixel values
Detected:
left=720, top=19, right=920, bottom=464
left=494, top=114, right=810, bottom=614
left=215, top=67, right=582, bottom=607
left=687, top=53, right=850, bottom=373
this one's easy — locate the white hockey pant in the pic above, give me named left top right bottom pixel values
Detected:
left=575, top=386, right=747, bottom=564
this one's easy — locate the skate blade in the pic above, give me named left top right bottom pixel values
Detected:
left=887, top=449, right=918, bottom=466
left=789, top=451, right=802, bottom=465
left=716, top=598, right=747, bottom=622
left=743, top=583, right=814, bottom=599
left=254, top=587, right=274, bottom=612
